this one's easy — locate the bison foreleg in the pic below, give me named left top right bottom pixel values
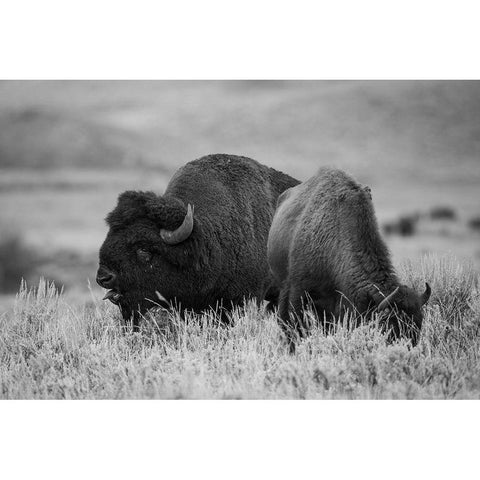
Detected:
left=277, top=283, right=310, bottom=354
left=277, top=284, right=296, bottom=353
left=264, top=283, right=280, bottom=313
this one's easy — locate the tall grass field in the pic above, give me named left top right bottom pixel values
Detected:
left=1, top=254, right=478, bottom=399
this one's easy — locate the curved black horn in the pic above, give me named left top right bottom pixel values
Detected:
left=160, top=204, right=194, bottom=245
left=377, top=286, right=400, bottom=311
left=421, top=282, right=431, bottom=306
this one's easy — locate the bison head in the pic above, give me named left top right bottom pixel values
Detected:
left=377, top=282, right=431, bottom=346
left=96, top=190, right=205, bottom=324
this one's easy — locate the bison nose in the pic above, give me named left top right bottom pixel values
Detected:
left=96, top=266, right=117, bottom=289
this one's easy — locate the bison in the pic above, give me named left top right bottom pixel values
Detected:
left=96, top=154, right=299, bottom=327
left=267, top=167, right=431, bottom=352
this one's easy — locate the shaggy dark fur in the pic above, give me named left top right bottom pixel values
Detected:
left=97, top=154, right=299, bottom=326
left=267, top=167, right=430, bottom=352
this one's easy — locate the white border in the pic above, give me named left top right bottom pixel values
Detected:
left=1, top=0, right=479, bottom=78
left=1, top=401, right=478, bottom=479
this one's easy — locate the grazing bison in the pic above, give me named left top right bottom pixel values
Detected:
left=267, top=167, right=431, bottom=352
left=96, top=154, right=299, bottom=326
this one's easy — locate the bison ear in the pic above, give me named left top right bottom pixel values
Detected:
left=144, top=196, right=195, bottom=244
left=143, top=195, right=178, bottom=224
left=160, top=204, right=194, bottom=245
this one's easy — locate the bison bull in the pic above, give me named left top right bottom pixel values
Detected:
left=96, top=154, right=299, bottom=326
left=267, top=167, right=431, bottom=352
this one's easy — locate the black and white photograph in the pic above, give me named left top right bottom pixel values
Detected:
left=1, top=80, right=479, bottom=400
left=1, top=1, right=479, bottom=479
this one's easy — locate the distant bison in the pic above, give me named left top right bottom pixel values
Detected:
left=267, top=167, right=431, bottom=352
left=97, top=154, right=299, bottom=327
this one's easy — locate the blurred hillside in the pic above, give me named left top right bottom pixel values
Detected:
left=0, top=81, right=479, bottom=305
left=1, top=81, right=479, bottom=179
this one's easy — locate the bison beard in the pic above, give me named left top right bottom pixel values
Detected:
left=267, top=167, right=431, bottom=353
left=96, top=154, right=299, bottom=327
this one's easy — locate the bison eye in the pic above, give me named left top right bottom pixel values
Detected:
left=136, top=248, right=152, bottom=263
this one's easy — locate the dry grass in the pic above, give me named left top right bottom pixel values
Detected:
left=1, top=255, right=479, bottom=399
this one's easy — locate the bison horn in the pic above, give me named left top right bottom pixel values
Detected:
left=421, top=282, right=431, bottom=306
left=377, top=286, right=400, bottom=311
left=160, top=204, right=194, bottom=245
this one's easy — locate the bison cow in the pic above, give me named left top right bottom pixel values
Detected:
left=267, top=167, right=431, bottom=352
left=96, top=154, right=299, bottom=327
